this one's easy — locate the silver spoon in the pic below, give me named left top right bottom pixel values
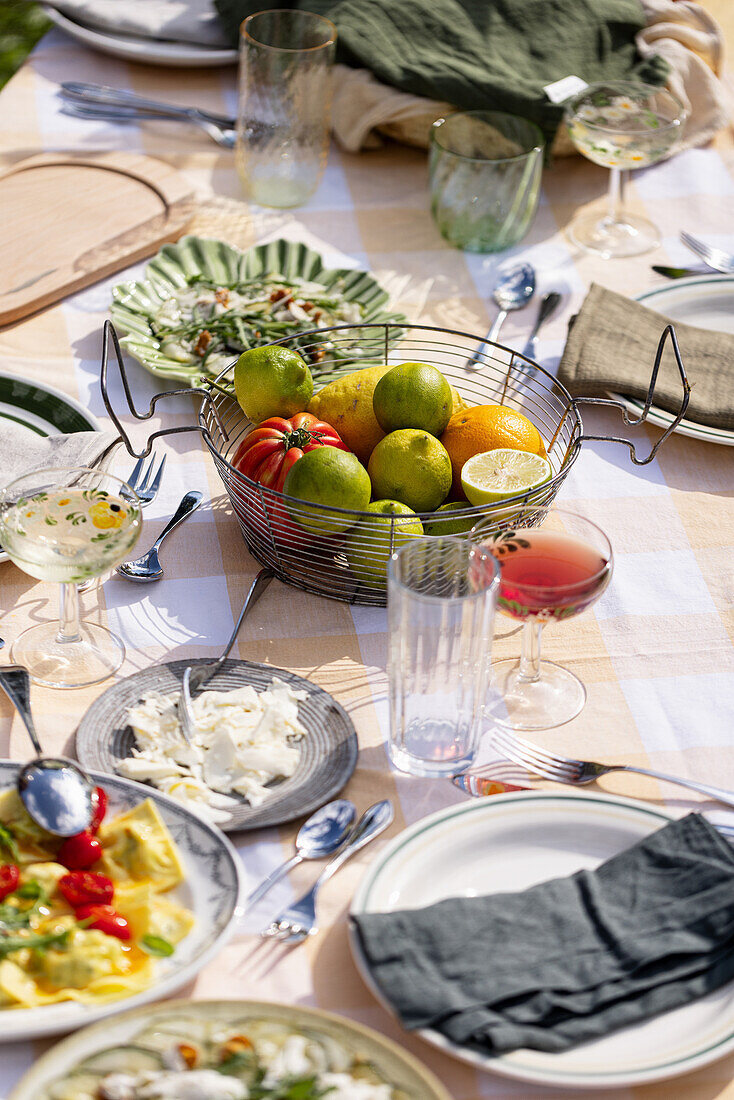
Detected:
left=0, top=665, right=95, bottom=836
left=242, top=798, right=357, bottom=911
left=116, top=490, right=203, bottom=582
left=521, top=290, right=562, bottom=362
left=486, top=261, right=536, bottom=344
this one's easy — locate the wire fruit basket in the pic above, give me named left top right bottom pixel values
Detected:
left=102, top=320, right=689, bottom=607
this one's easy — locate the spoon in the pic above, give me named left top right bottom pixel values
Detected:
left=242, top=798, right=357, bottom=911
left=0, top=665, right=95, bottom=836
left=116, top=490, right=203, bottom=582
left=486, top=261, right=536, bottom=344
left=521, top=290, right=562, bottom=362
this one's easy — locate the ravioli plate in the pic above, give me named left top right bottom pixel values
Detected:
left=0, top=762, right=242, bottom=1041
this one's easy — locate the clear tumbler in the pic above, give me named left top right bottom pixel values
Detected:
left=387, top=537, right=499, bottom=777
left=237, top=8, right=337, bottom=207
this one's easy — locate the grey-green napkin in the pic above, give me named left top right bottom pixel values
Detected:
left=215, top=0, right=667, bottom=148
left=352, top=814, right=734, bottom=1054
left=558, top=283, right=734, bottom=431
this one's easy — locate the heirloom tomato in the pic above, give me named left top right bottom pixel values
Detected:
left=232, top=413, right=349, bottom=492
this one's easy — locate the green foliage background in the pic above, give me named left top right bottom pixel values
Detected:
left=0, top=1, right=50, bottom=90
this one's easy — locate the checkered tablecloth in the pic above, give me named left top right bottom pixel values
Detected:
left=1, top=14, right=734, bottom=1097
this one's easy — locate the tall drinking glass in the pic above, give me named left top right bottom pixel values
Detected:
left=387, top=536, right=499, bottom=777
left=473, top=506, right=613, bottom=731
left=237, top=9, right=337, bottom=208
left=0, top=467, right=141, bottom=688
left=429, top=110, right=544, bottom=252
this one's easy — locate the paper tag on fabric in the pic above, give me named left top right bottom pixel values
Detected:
left=544, top=76, right=588, bottom=104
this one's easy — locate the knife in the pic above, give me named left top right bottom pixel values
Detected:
left=651, top=265, right=709, bottom=280
left=452, top=774, right=532, bottom=797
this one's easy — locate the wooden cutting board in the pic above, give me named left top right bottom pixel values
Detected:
left=0, top=152, right=194, bottom=326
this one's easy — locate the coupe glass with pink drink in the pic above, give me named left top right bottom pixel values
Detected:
left=473, top=506, right=613, bottom=731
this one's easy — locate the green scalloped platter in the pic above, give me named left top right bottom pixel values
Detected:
left=111, top=237, right=405, bottom=388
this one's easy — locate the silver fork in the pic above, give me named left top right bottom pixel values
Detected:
left=492, top=728, right=734, bottom=809
left=679, top=231, right=734, bottom=274
left=121, top=453, right=167, bottom=506
left=60, top=101, right=236, bottom=149
left=261, top=800, right=394, bottom=945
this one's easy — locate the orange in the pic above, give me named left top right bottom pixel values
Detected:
left=440, top=404, right=546, bottom=497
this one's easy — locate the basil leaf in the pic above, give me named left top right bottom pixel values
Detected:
left=15, top=880, right=42, bottom=899
left=140, top=934, right=174, bottom=957
left=0, top=823, right=18, bottom=862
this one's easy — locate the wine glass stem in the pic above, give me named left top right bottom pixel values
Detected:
left=518, top=620, right=543, bottom=683
left=57, top=583, right=81, bottom=644
left=606, top=166, right=625, bottom=225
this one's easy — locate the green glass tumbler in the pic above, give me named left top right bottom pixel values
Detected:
left=429, top=110, right=544, bottom=252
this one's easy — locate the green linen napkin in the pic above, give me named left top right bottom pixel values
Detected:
left=215, top=0, right=667, bottom=148
left=352, top=814, right=734, bottom=1054
left=557, top=283, right=734, bottom=431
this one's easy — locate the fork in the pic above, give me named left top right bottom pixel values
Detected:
left=60, top=101, right=236, bottom=149
left=492, top=729, right=734, bottom=809
left=679, top=232, right=734, bottom=274
left=261, top=800, right=394, bottom=944
left=121, top=453, right=167, bottom=506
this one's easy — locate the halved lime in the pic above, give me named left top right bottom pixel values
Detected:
left=461, top=449, right=552, bottom=505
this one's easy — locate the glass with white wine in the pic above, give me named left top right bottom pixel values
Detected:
left=0, top=466, right=141, bottom=688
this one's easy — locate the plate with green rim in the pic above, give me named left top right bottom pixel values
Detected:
left=0, top=373, right=102, bottom=564
left=110, top=235, right=406, bottom=387
left=349, top=790, right=734, bottom=1090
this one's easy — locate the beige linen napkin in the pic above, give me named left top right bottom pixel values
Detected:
left=0, top=424, right=118, bottom=489
left=330, top=0, right=730, bottom=154
left=557, top=283, right=734, bottom=431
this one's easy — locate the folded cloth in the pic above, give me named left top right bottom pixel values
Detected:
left=0, top=422, right=118, bottom=491
left=352, top=814, right=734, bottom=1055
left=215, top=0, right=667, bottom=149
left=44, top=0, right=230, bottom=47
left=557, top=283, right=734, bottom=431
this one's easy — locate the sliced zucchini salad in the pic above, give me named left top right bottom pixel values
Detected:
left=43, top=1012, right=410, bottom=1099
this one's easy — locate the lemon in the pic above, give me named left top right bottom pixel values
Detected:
left=346, top=500, right=423, bottom=586
left=373, top=362, right=453, bottom=437
left=283, top=447, right=371, bottom=534
left=234, top=345, right=313, bottom=423
left=423, top=501, right=477, bottom=536
left=308, top=364, right=391, bottom=465
left=461, top=449, right=552, bottom=505
left=368, top=429, right=452, bottom=513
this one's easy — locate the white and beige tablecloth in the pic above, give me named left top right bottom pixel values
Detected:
left=1, top=10, right=734, bottom=1098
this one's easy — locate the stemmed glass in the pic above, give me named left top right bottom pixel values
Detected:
left=473, top=506, right=613, bottom=731
left=564, top=81, right=687, bottom=258
left=0, top=466, right=141, bottom=689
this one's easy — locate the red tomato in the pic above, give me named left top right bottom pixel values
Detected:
left=0, top=864, right=19, bottom=901
left=57, top=832, right=102, bottom=871
left=89, top=786, right=108, bottom=833
left=75, top=903, right=131, bottom=941
left=58, top=871, right=114, bottom=909
left=232, top=413, right=348, bottom=493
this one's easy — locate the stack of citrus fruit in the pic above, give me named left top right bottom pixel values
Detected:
left=230, top=345, right=552, bottom=586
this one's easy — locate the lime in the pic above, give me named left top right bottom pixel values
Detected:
left=461, top=448, right=552, bottom=505
left=373, top=362, right=453, bottom=437
left=283, top=447, right=371, bottom=534
left=423, top=501, right=476, bottom=536
left=346, top=500, right=423, bottom=586
left=368, top=429, right=452, bottom=513
left=234, top=345, right=313, bottom=423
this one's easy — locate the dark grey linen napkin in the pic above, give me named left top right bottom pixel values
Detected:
left=352, top=814, right=734, bottom=1054
left=557, top=283, right=734, bottom=431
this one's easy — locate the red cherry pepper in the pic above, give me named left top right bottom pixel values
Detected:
left=57, top=832, right=102, bottom=871
left=58, top=871, right=114, bottom=909
left=89, top=787, right=108, bottom=833
left=0, top=864, right=19, bottom=901
left=75, top=903, right=131, bottom=940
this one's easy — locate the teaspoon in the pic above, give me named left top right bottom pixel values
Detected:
left=486, top=261, right=536, bottom=344
left=116, top=490, right=203, bottom=582
left=242, top=798, right=356, bottom=911
left=0, top=665, right=95, bottom=836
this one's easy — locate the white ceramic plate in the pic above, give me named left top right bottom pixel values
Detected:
left=610, top=275, right=734, bottom=446
left=9, top=998, right=453, bottom=1100
left=42, top=7, right=238, bottom=67
left=0, top=372, right=102, bottom=564
left=350, top=790, right=734, bottom=1090
left=0, top=761, right=243, bottom=1041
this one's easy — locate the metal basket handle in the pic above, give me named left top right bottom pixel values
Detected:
left=573, top=324, right=691, bottom=465
left=100, top=320, right=228, bottom=458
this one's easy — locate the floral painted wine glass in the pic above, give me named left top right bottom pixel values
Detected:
left=564, top=81, right=687, bottom=258
left=0, top=466, right=141, bottom=688
left=473, top=506, right=613, bottom=731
